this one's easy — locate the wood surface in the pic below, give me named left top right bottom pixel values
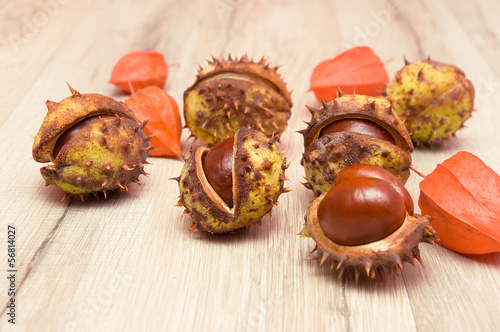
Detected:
left=1, top=0, right=499, bottom=331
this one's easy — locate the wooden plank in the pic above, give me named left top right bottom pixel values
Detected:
left=0, top=0, right=499, bottom=331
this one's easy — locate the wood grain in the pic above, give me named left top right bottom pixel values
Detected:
left=0, top=0, right=499, bottom=331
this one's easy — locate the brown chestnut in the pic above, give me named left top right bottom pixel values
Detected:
left=320, top=118, right=395, bottom=144
left=318, top=177, right=406, bottom=246
left=333, top=164, right=414, bottom=215
left=202, top=136, right=234, bottom=207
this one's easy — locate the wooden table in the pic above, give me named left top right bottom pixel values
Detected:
left=1, top=1, right=499, bottom=331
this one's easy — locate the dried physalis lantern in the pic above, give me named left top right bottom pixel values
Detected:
left=183, top=54, right=293, bottom=146
left=173, top=127, right=290, bottom=233
left=300, top=164, right=438, bottom=283
left=299, top=92, right=413, bottom=196
left=32, top=83, right=152, bottom=199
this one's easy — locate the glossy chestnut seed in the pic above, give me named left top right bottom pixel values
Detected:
left=202, top=136, right=235, bottom=207
left=333, top=164, right=414, bottom=215
left=318, top=178, right=406, bottom=246
left=319, top=118, right=395, bottom=144
left=53, top=115, right=107, bottom=158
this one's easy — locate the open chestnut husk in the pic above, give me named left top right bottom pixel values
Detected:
left=184, top=54, right=293, bottom=146
left=174, top=127, right=290, bottom=233
left=299, top=92, right=413, bottom=196
left=300, top=165, right=438, bottom=283
left=32, top=84, right=151, bottom=198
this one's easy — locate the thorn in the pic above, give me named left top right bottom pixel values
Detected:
left=355, top=269, right=360, bottom=285
left=337, top=266, right=346, bottom=280
left=364, top=261, right=372, bottom=277
left=122, top=165, right=134, bottom=171
left=337, top=256, right=346, bottom=270
left=45, top=100, right=56, bottom=110
left=282, top=187, right=293, bottom=193
left=319, top=252, right=329, bottom=266
left=296, top=128, right=308, bottom=136
left=404, top=56, right=411, bottom=66
left=306, top=105, right=316, bottom=115
left=60, top=193, right=67, bottom=202
left=79, top=194, right=85, bottom=202
left=336, top=86, right=344, bottom=97
left=102, top=179, right=109, bottom=186
left=188, top=222, right=199, bottom=232
left=115, top=114, right=121, bottom=126
left=116, top=181, right=125, bottom=189
left=175, top=200, right=183, bottom=207
left=305, top=254, right=319, bottom=261
left=395, top=256, right=403, bottom=270
left=66, top=82, right=80, bottom=96
left=371, top=100, right=376, bottom=109
left=169, top=176, right=181, bottom=182
left=103, top=190, right=107, bottom=199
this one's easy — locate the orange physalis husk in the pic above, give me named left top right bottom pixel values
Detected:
left=109, top=50, right=168, bottom=94
left=309, top=46, right=389, bottom=101
left=418, top=151, right=500, bottom=254
left=124, top=86, right=182, bottom=158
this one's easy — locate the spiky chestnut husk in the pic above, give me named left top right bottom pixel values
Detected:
left=385, top=58, right=475, bottom=145
left=183, top=54, right=293, bottom=146
left=32, top=83, right=151, bottom=197
left=299, top=193, right=438, bottom=283
left=175, top=127, right=290, bottom=233
left=299, top=93, right=413, bottom=196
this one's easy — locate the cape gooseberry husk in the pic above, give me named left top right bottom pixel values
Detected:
left=183, top=54, right=293, bottom=146
left=385, top=58, right=475, bottom=145
left=300, top=164, right=438, bottom=283
left=299, top=92, right=413, bottom=196
left=174, top=127, right=290, bottom=233
left=32, top=83, right=152, bottom=198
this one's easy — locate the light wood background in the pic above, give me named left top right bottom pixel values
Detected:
left=1, top=0, right=499, bottom=331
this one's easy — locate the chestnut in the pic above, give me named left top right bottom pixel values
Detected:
left=332, top=164, right=414, bottom=215
left=318, top=177, right=406, bottom=246
left=175, top=128, right=289, bottom=233
left=300, top=164, right=438, bottom=282
left=319, top=118, right=395, bottom=144
left=202, top=137, right=235, bottom=207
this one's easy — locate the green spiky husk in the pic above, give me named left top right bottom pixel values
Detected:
left=32, top=85, right=150, bottom=195
left=386, top=59, right=475, bottom=145
left=177, top=127, right=288, bottom=233
left=183, top=55, right=293, bottom=146
left=299, top=94, right=413, bottom=196
left=301, top=132, right=412, bottom=196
